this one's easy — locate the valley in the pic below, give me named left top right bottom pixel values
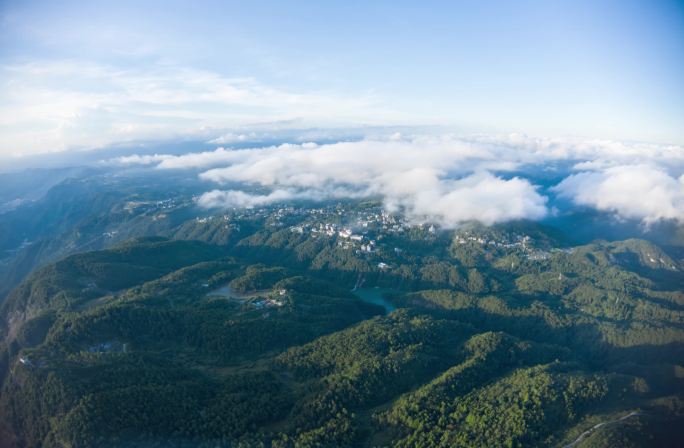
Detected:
left=0, top=183, right=683, bottom=447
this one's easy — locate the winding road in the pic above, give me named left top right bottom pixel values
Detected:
left=562, top=411, right=641, bottom=448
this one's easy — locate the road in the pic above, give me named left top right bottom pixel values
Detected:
left=562, top=411, right=641, bottom=448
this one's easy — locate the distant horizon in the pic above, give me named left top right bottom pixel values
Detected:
left=1, top=1, right=683, bottom=233
left=0, top=125, right=682, bottom=169
left=2, top=0, right=683, bottom=157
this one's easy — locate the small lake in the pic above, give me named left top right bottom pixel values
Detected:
left=352, top=287, right=397, bottom=313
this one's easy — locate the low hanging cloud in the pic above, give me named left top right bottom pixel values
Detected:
left=197, top=189, right=302, bottom=209
left=190, top=136, right=550, bottom=226
left=554, top=164, right=684, bottom=224
left=197, top=173, right=548, bottom=226
left=110, top=133, right=684, bottom=226
left=382, top=172, right=548, bottom=226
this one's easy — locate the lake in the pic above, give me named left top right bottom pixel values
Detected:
left=352, top=287, right=397, bottom=313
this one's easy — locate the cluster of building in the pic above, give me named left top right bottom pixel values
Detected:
left=193, top=215, right=241, bottom=231
left=354, top=211, right=433, bottom=235
left=251, top=289, right=288, bottom=309
left=197, top=203, right=578, bottom=269
left=253, top=298, right=284, bottom=309
left=125, top=197, right=179, bottom=213
left=156, top=198, right=177, bottom=209
left=454, top=231, right=532, bottom=249
left=453, top=230, right=581, bottom=262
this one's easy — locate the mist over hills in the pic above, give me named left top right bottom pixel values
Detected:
left=3, top=133, right=683, bottom=303
left=1, top=137, right=683, bottom=446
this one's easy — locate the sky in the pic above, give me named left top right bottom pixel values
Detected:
left=1, top=0, right=683, bottom=158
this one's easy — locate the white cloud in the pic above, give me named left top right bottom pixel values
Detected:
left=111, top=133, right=684, bottom=226
left=113, top=153, right=174, bottom=165
left=0, top=60, right=402, bottom=156
left=196, top=137, right=518, bottom=188
left=162, top=143, right=316, bottom=170
left=197, top=189, right=300, bottom=209
left=383, top=172, right=548, bottom=226
left=207, top=133, right=253, bottom=144
left=196, top=185, right=368, bottom=209
left=186, top=137, right=549, bottom=226
left=554, top=164, right=684, bottom=224
left=463, top=134, right=684, bottom=171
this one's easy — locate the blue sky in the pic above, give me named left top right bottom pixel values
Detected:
left=1, top=0, right=683, bottom=156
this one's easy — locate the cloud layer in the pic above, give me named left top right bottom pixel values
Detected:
left=554, top=165, right=684, bottom=224
left=197, top=189, right=308, bottom=209
left=110, top=133, right=684, bottom=227
left=190, top=138, right=547, bottom=225
left=0, top=61, right=400, bottom=156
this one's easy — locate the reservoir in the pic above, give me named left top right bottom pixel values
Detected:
left=352, top=287, right=397, bottom=313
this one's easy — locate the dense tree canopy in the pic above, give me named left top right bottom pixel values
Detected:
left=1, top=215, right=683, bottom=447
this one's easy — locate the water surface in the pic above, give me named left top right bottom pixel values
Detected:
left=352, top=287, right=397, bottom=313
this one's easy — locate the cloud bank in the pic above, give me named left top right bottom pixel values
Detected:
left=197, top=189, right=307, bottom=209
left=554, top=165, right=684, bottom=224
left=189, top=138, right=548, bottom=225
left=111, top=134, right=684, bottom=227
left=0, top=60, right=402, bottom=156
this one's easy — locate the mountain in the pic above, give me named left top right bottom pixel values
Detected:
left=0, top=170, right=208, bottom=300
left=0, top=198, right=682, bottom=447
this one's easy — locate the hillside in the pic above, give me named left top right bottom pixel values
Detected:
left=0, top=205, right=682, bottom=447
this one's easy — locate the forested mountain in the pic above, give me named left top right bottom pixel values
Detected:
left=1, top=196, right=682, bottom=447
left=0, top=170, right=214, bottom=301
left=3, top=0, right=683, bottom=445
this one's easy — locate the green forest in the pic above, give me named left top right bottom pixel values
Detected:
left=1, top=213, right=683, bottom=447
